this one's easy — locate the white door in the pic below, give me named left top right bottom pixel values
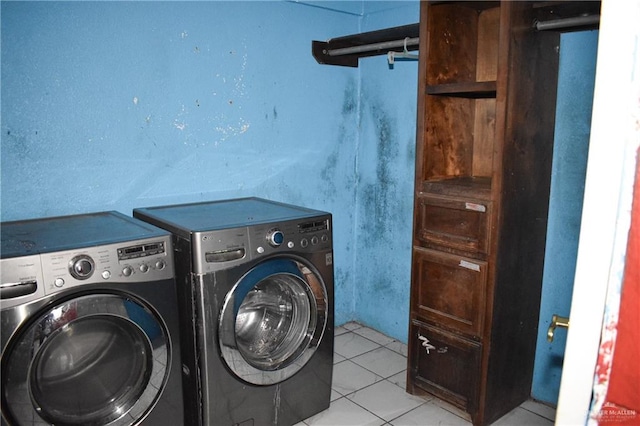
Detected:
left=556, top=0, right=640, bottom=423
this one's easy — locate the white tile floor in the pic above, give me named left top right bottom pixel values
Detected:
left=300, top=322, right=556, bottom=426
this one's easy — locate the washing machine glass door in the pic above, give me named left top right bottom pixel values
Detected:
left=1, top=293, right=169, bottom=426
left=219, top=257, right=328, bottom=385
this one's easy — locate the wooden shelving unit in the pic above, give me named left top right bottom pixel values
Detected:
left=407, top=1, right=600, bottom=425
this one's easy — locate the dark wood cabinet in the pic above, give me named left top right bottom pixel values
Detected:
left=410, top=320, right=481, bottom=412
left=407, top=1, right=599, bottom=424
left=415, top=192, right=492, bottom=256
left=412, top=247, right=487, bottom=338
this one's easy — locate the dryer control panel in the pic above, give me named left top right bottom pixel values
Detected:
left=192, top=215, right=332, bottom=274
left=40, top=236, right=174, bottom=291
left=1, top=236, right=174, bottom=309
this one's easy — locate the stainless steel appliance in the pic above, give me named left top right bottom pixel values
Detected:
left=1, top=212, right=184, bottom=426
left=134, top=197, right=334, bottom=425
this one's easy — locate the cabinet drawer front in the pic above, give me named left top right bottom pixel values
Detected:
left=416, top=194, right=490, bottom=255
left=412, top=247, right=486, bottom=337
left=409, top=321, right=480, bottom=412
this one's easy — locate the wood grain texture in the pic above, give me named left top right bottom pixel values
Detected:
left=409, top=2, right=565, bottom=425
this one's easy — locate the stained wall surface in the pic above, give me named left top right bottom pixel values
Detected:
left=1, top=1, right=419, bottom=338
left=354, top=2, right=419, bottom=341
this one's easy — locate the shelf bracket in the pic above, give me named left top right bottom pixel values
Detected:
left=312, top=23, right=419, bottom=68
left=533, top=1, right=601, bottom=32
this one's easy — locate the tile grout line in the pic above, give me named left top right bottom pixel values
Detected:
left=520, top=405, right=556, bottom=422
left=330, top=391, right=415, bottom=426
left=331, top=328, right=429, bottom=426
left=332, top=326, right=556, bottom=426
left=333, top=327, right=473, bottom=425
left=335, top=330, right=408, bottom=359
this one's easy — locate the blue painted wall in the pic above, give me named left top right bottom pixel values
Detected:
left=1, top=1, right=419, bottom=339
left=354, top=2, right=418, bottom=341
left=532, top=30, right=599, bottom=405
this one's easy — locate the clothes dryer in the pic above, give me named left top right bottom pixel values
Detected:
left=134, top=197, right=334, bottom=426
left=1, top=212, right=184, bottom=426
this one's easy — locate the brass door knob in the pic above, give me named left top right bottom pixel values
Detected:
left=547, top=314, right=570, bottom=342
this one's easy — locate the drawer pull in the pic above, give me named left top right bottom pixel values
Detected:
left=418, top=334, right=436, bottom=354
left=465, top=202, right=486, bottom=212
left=459, top=259, right=481, bottom=271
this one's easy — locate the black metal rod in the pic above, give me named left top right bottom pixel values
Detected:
left=326, top=37, right=419, bottom=57
left=535, top=15, right=600, bottom=31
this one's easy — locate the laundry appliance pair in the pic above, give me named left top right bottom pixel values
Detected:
left=134, top=197, right=335, bottom=426
left=1, top=197, right=334, bottom=426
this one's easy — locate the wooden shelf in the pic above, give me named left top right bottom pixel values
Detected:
left=430, top=1, right=499, bottom=11
left=419, top=177, right=492, bottom=201
left=426, top=81, right=497, bottom=98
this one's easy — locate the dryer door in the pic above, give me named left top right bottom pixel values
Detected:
left=219, top=257, right=328, bottom=385
left=1, top=293, right=170, bottom=426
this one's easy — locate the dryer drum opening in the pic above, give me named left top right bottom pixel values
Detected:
left=219, top=258, right=328, bottom=385
left=235, top=274, right=314, bottom=370
left=2, top=293, right=170, bottom=426
left=29, top=315, right=152, bottom=424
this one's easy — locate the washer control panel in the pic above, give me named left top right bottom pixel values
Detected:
left=251, top=217, right=331, bottom=257
left=192, top=215, right=332, bottom=274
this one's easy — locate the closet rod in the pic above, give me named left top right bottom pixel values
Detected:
left=535, top=14, right=599, bottom=31
left=326, top=37, right=419, bottom=57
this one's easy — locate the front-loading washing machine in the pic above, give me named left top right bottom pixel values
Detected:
left=1, top=211, right=184, bottom=426
left=133, top=197, right=334, bottom=426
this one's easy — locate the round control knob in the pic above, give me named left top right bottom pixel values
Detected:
left=267, top=229, right=284, bottom=247
left=69, top=255, right=95, bottom=280
left=122, top=266, right=133, bottom=277
left=155, top=260, right=166, bottom=270
left=54, top=278, right=65, bottom=288
left=300, top=238, right=309, bottom=248
left=101, top=270, right=111, bottom=280
left=139, top=264, right=149, bottom=273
